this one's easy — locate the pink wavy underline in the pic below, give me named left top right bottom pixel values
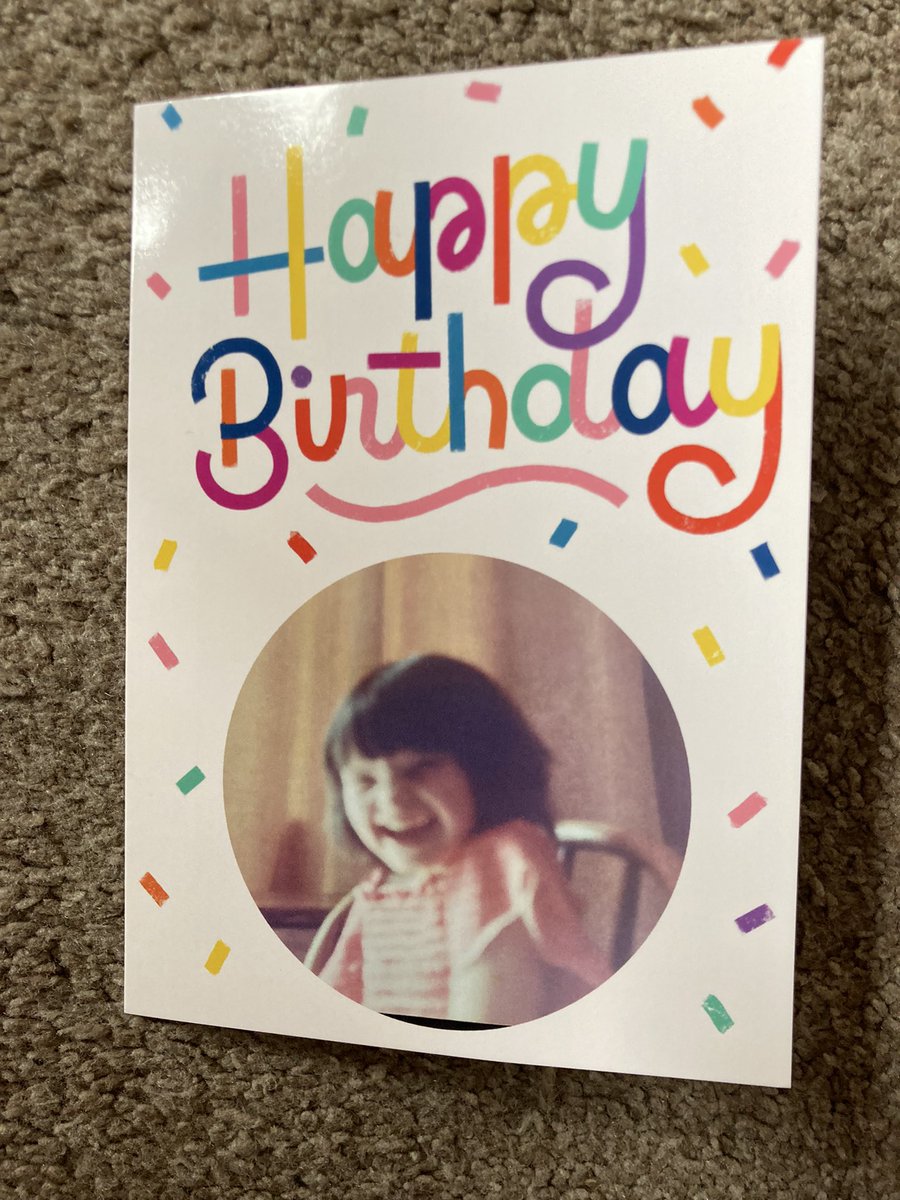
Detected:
left=306, top=466, right=628, bottom=523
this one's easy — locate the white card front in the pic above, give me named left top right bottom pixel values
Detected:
left=126, top=38, right=823, bottom=1085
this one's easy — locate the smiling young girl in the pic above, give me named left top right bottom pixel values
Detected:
left=305, top=655, right=610, bottom=1026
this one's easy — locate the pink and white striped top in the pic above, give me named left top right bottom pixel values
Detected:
left=311, top=820, right=610, bottom=1022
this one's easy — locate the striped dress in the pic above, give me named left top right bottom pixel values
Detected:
left=310, top=820, right=610, bottom=1022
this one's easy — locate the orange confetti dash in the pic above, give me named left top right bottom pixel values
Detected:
left=139, top=872, right=169, bottom=906
left=692, top=96, right=724, bottom=129
left=768, top=38, right=802, bottom=67
left=288, top=530, right=317, bottom=563
left=205, top=940, right=231, bottom=975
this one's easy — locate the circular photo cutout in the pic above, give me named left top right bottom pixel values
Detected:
left=224, top=554, right=690, bottom=1029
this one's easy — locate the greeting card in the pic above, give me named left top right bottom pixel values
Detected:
left=126, top=38, right=823, bottom=1085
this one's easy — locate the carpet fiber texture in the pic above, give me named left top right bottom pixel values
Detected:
left=1, top=2, right=898, bottom=1197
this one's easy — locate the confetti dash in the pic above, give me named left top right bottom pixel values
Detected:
left=735, top=903, right=775, bottom=934
left=148, top=632, right=179, bottom=670
left=147, top=273, right=171, bottom=300
left=692, top=96, right=724, bottom=129
left=765, top=240, right=800, bottom=279
left=768, top=38, right=803, bottom=68
left=288, top=530, right=317, bottom=563
left=205, top=940, right=231, bottom=976
left=751, top=542, right=780, bottom=579
left=153, top=539, right=177, bottom=571
left=161, top=103, right=182, bottom=131
left=549, top=519, right=578, bottom=548
left=176, top=766, right=205, bottom=796
left=139, top=872, right=169, bottom=907
left=466, top=81, right=502, bottom=103
left=692, top=626, right=725, bottom=667
left=729, top=791, right=767, bottom=828
left=679, top=244, right=709, bottom=277
left=702, top=994, right=734, bottom=1034
left=347, top=106, right=368, bottom=136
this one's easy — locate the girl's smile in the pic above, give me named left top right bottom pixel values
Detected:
left=340, top=748, right=476, bottom=875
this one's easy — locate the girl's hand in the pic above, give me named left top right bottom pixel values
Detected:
left=448, top=920, right=543, bottom=1025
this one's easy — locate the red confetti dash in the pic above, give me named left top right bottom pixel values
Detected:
left=765, top=239, right=801, bottom=279
left=139, top=872, right=169, bottom=907
left=768, top=38, right=803, bottom=67
left=465, top=81, right=502, bottom=103
left=148, top=632, right=179, bottom=669
left=147, top=273, right=171, bottom=299
left=692, top=96, right=724, bottom=129
left=288, top=530, right=317, bottom=563
left=205, top=940, right=231, bottom=975
left=729, top=791, right=768, bottom=828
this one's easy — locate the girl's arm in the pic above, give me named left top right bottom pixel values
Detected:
left=448, top=919, right=544, bottom=1025
left=304, top=891, right=355, bottom=976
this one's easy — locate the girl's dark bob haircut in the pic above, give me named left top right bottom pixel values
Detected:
left=325, top=654, right=553, bottom=835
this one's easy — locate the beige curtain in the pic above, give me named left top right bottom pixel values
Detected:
left=224, top=554, right=688, bottom=959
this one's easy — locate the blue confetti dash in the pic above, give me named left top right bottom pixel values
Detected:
left=549, top=519, right=578, bottom=548
left=161, top=103, right=183, bottom=131
left=750, top=542, right=780, bottom=579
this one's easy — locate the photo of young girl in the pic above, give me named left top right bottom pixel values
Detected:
left=223, top=553, right=690, bottom=1030
left=306, top=655, right=610, bottom=1027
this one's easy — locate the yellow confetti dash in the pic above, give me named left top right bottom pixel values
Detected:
left=154, top=539, right=178, bottom=571
left=205, top=940, right=231, bottom=976
left=680, top=244, right=709, bottom=277
left=693, top=626, right=725, bottom=666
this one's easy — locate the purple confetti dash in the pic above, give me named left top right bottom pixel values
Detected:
left=147, top=273, right=171, bottom=300
left=291, top=365, right=313, bottom=388
left=765, top=240, right=800, bottom=278
left=735, top=903, right=775, bottom=934
left=161, top=103, right=182, bottom=131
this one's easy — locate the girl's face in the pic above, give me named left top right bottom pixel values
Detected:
left=339, top=747, right=476, bottom=876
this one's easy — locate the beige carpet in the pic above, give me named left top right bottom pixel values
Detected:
left=2, top=2, right=898, bottom=1196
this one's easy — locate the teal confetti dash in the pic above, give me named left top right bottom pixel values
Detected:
left=347, top=106, right=368, bottom=136
left=702, top=994, right=735, bottom=1034
left=176, top=766, right=205, bottom=795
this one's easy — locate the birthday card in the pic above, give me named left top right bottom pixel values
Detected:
left=126, top=39, right=823, bottom=1085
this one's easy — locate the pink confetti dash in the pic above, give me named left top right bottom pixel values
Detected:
left=465, top=81, right=502, bottom=103
left=765, top=240, right=801, bottom=279
left=148, top=632, right=179, bottom=670
left=729, top=791, right=767, bottom=828
left=768, top=38, right=803, bottom=67
left=307, top=466, right=627, bottom=524
left=147, top=273, right=171, bottom=300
